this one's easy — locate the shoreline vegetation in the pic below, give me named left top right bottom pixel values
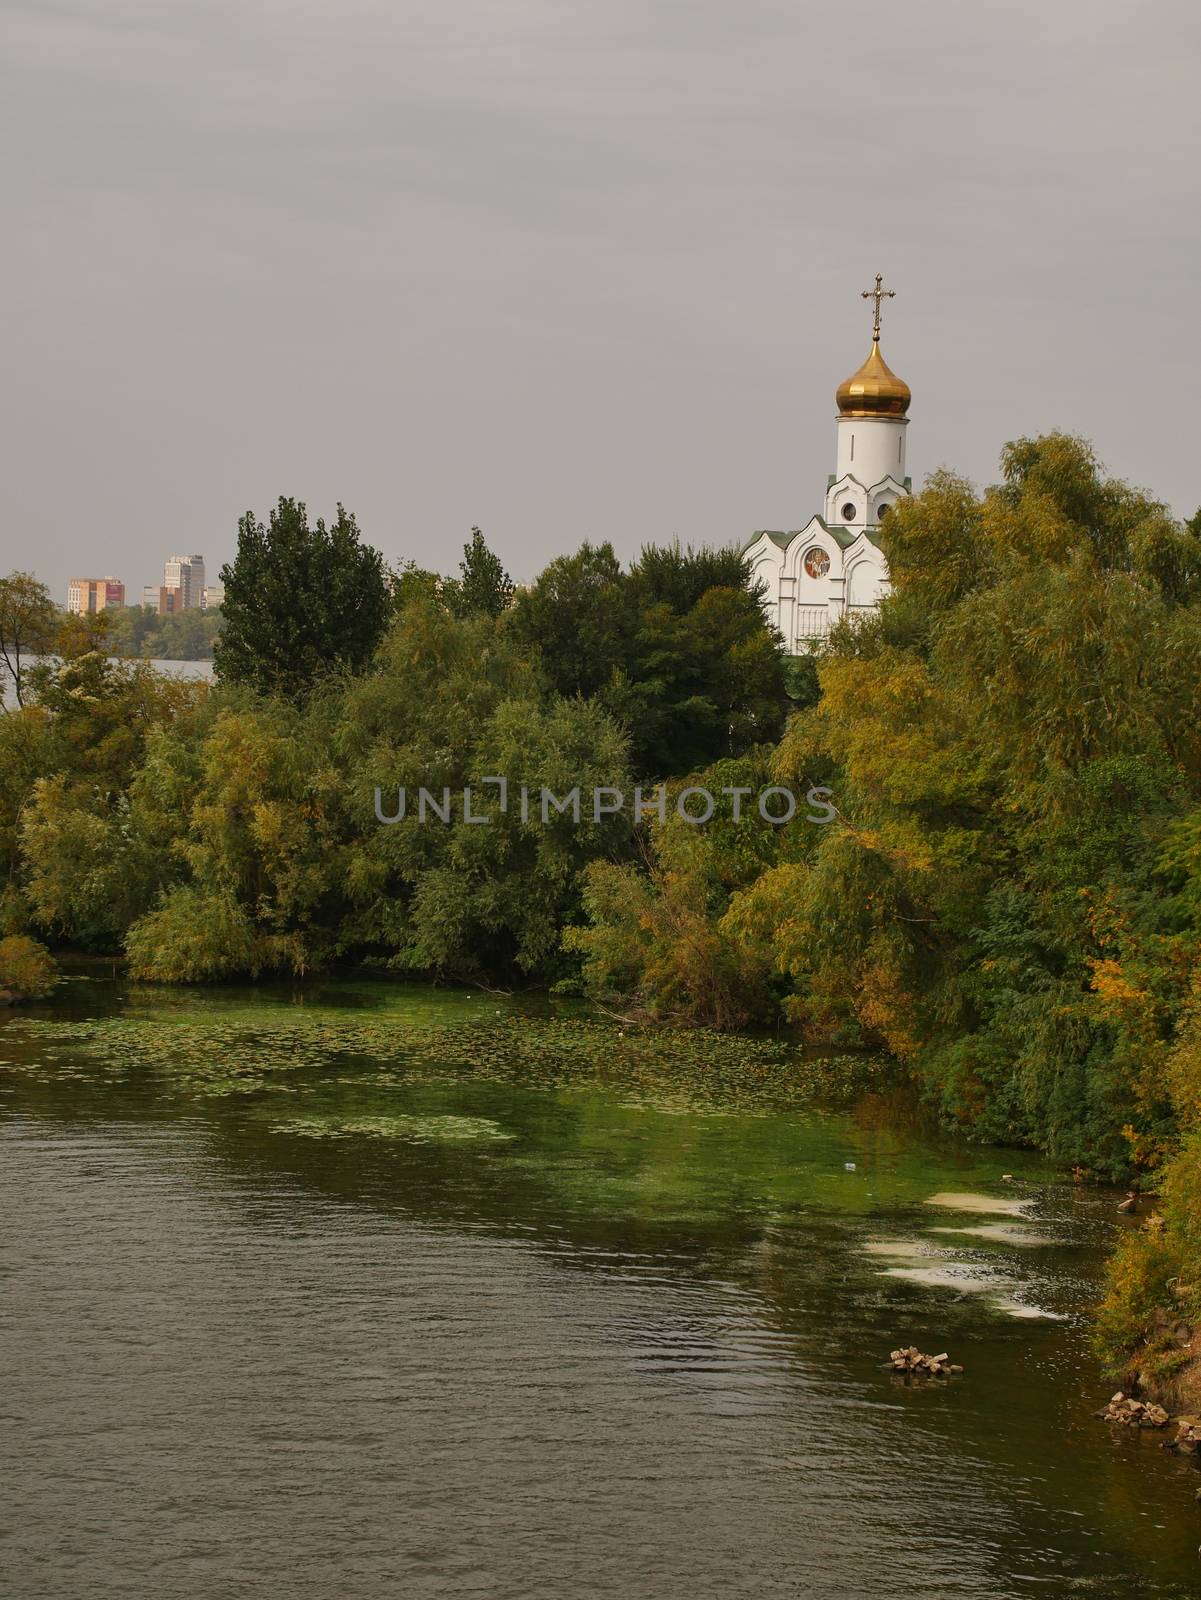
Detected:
left=4, top=440, right=1201, bottom=1415
left=102, top=603, right=223, bottom=662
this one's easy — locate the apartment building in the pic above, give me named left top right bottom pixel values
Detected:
left=66, top=578, right=125, bottom=614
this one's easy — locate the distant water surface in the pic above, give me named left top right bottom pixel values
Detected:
left=1, top=655, right=214, bottom=705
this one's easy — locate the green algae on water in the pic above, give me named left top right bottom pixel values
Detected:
left=268, top=1113, right=515, bottom=1143
left=2, top=1007, right=896, bottom=1117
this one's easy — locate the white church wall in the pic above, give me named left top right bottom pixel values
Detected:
left=844, top=546, right=889, bottom=612
left=785, top=521, right=840, bottom=648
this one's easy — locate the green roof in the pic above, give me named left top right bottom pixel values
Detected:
left=744, top=518, right=872, bottom=555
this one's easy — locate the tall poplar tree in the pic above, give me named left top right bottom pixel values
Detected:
left=444, top=526, right=514, bottom=619
left=214, top=498, right=388, bottom=700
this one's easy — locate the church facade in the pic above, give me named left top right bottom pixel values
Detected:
left=743, top=276, right=911, bottom=652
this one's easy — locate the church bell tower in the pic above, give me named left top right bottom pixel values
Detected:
left=742, top=272, right=914, bottom=652
left=826, top=273, right=911, bottom=533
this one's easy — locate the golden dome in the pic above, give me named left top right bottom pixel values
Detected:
left=836, top=340, right=911, bottom=417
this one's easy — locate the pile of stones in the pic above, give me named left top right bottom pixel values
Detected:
left=1097, top=1392, right=1171, bottom=1428
left=1163, top=1417, right=1201, bottom=1455
left=886, top=1346, right=964, bottom=1377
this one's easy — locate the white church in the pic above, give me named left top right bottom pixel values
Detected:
left=744, top=275, right=911, bottom=652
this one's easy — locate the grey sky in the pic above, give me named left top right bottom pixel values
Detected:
left=4, top=0, right=1200, bottom=604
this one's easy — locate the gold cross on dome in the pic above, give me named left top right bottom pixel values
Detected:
left=861, top=273, right=896, bottom=341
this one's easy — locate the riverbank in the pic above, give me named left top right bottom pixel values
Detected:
left=1109, top=1301, right=1201, bottom=1417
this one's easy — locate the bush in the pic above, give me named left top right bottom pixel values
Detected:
left=0, top=934, right=58, bottom=1001
left=125, top=887, right=288, bottom=982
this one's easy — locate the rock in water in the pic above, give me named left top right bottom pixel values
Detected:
left=1166, top=1418, right=1201, bottom=1455
left=1097, top=1392, right=1171, bottom=1428
left=886, top=1345, right=964, bottom=1377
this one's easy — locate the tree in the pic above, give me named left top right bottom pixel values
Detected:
left=125, top=702, right=347, bottom=980
left=336, top=601, right=630, bottom=982
left=609, top=583, right=787, bottom=776
left=49, top=607, right=112, bottom=665
left=214, top=498, right=388, bottom=700
left=105, top=604, right=162, bottom=658
left=0, top=573, right=57, bottom=709
left=567, top=752, right=783, bottom=1026
left=444, top=527, right=514, bottom=619
left=630, top=541, right=766, bottom=617
left=389, top=559, right=442, bottom=613
left=507, top=539, right=787, bottom=778
left=0, top=934, right=57, bottom=1001
left=507, top=542, right=635, bottom=699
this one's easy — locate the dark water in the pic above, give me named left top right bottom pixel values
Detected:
left=2, top=978, right=1198, bottom=1599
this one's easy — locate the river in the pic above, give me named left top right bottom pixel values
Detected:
left=2, top=977, right=1197, bottom=1598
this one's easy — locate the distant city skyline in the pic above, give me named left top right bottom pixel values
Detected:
left=66, top=553, right=218, bottom=614
left=6, top=1, right=1200, bottom=603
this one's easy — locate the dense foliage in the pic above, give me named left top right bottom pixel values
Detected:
left=567, top=435, right=1201, bottom=1380
left=214, top=498, right=390, bottom=700
left=7, top=445, right=1201, bottom=1382
left=0, top=529, right=780, bottom=993
left=508, top=540, right=788, bottom=775
left=0, top=933, right=57, bottom=1001
left=443, top=526, right=515, bottom=619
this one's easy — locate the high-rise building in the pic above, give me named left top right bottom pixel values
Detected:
left=163, top=554, right=206, bottom=609
left=201, top=582, right=224, bottom=611
left=67, top=578, right=125, bottom=614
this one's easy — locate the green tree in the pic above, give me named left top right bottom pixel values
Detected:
left=567, top=752, right=784, bottom=1026
left=444, top=527, right=514, bottom=619
left=0, top=934, right=57, bottom=1001
left=105, top=604, right=162, bottom=658
left=509, top=540, right=787, bottom=777
left=125, top=702, right=346, bottom=980
left=570, top=435, right=1201, bottom=1189
left=610, top=584, right=787, bottom=776
left=0, top=573, right=57, bottom=709
left=507, top=542, right=635, bottom=699
left=15, top=657, right=210, bottom=950
left=337, top=599, right=630, bottom=983
left=389, top=559, right=443, bottom=613
left=214, top=498, right=388, bottom=700
left=630, top=540, right=767, bottom=617
left=107, top=604, right=222, bottom=661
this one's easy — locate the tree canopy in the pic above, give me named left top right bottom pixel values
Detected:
left=508, top=538, right=787, bottom=776
left=0, top=573, right=57, bottom=708
left=443, top=527, right=514, bottom=619
left=214, top=498, right=388, bottom=700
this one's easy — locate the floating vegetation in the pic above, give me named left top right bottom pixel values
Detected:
left=268, top=1114, right=515, bottom=1144
left=2, top=1009, right=896, bottom=1117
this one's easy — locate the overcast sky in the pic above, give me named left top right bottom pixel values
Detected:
left=4, top=0, right=1200, bottom=603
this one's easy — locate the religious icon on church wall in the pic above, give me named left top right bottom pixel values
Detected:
left=803, top=548, right=830, bottom=579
